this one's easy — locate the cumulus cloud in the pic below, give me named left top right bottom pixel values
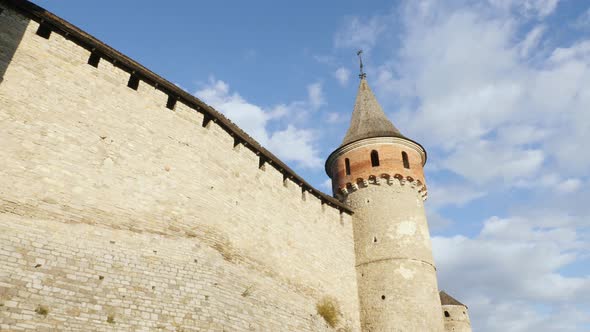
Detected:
left=334, top=67, right=351, bottom=86
left=426, top=183, right=486, bottom=209
left=333, top=1, right=590, bottom=330
left=334, top=16, right=384, bottom=51
left=195, top=78, right=322, bottom=168
left=443, top=141, right=545, bottom=184
left=307, top=82, right=325, bottom=110
left=573, top=8, right=590, bottom=29
left=433, top=215, right=590, bottom=332
left=488, top=0, right=561, bottom=18
left=371, top=0, right=590, bottom=183
left=519, top=25, right=546, bottom=57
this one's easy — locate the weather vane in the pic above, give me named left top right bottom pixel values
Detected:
left=357, top=49, right=366, bottom=79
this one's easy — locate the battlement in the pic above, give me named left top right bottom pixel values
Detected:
left=0, top=1, right=361, bottom=330
left=336, top=173, right=428, bottom=201
left=1, top=0, right=350, bottom=215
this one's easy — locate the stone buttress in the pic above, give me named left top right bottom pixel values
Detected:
left=326, top=77, right=445, bottom=331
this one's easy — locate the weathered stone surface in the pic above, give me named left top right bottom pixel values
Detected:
left=0, top=4, right=360, bottom=331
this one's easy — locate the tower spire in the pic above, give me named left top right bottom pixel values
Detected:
left=357, top=49, right=366, bottom=79
left=340, top=73, right=404, bottom=147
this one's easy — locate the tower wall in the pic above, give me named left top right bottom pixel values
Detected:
left=442, top=305, right=472, bottom=332
left=328, top=138, right=444, bottom=331
left=0, top=3, right=360, bottom=331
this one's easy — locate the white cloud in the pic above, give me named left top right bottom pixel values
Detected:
left=557, top=178, right=582, bottom=194
left=426, top=183, right=486, bottom=209
left=333, top=2, right=590, bottom=331
left=443, top=141, right=545, bottom=184
left=433, top=215, right=590, bottom=332
left=307, top=82, right=325, bottom=110
left=326, top=112, right=344, bottom=124
left=488, top=0, right=561, bottom=18
left=370, top=1, right=590, bottom=183
left=195, top=78, right=322, bottom=168
left=334, top=16, right=384, bottom=51
left=266, top=125, right=322, bottom=168
left=573, top=8, right=590, bottom=29
left=334, top=67, right=351, bottom=86
left=519, top=25, right=546, bottom=57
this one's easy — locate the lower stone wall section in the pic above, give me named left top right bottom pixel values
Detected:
left=0, top=214, right=346, bottom=332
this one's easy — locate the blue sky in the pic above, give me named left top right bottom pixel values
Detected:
left=35, top=0, right=590, bottom=331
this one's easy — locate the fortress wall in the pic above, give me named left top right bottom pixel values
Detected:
left=0, top=4, right=360, bottom=331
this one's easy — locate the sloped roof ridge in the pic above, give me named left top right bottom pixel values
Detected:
left=440, top=290, right=467, bottom=307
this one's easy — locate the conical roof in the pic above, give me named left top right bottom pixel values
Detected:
left=340, top=78, right=405, bottom=147
left=439, top=291, right=466, bottom=307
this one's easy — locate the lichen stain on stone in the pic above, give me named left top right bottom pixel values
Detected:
left=396, top=220, right=416, bottom=236
left=396, top=265, right=415, bottom=280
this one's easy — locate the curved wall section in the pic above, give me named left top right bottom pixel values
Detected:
left=328, top=136, right=443, bottom=331
left=442, top=305, right=472, bottom=332
left=346, top=184, right=443, bottom=332
left=326, top=137, right=427, bottom=200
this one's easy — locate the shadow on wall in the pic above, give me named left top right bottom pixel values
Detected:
left=0, top=4, right=30, bottom=85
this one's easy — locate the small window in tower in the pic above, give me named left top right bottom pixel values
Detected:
left=402, top=151, right=410, bottom=169
left=345, top=158, right=351, bottom=176
left=381, top=295, right=386, bottom=300
left=127, top=74, right=139, bottom=90
left=444, top=311, right=450, bottom=318
left=36, top=24, right=52, bottom=39
left=371, top=150, right=379, bottom=167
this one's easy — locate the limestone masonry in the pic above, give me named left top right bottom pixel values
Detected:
left=0, top=1, right=472, bottom=331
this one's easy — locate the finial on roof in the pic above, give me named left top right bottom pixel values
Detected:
left=357, top=49, right=366, bottom=79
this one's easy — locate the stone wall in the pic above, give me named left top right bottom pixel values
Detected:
left=442, top=305, right=472, bottom=332
left=0, top=3, right=360, bottom=331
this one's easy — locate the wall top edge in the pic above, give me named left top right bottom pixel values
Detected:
left=0, top=0, right=353, bottom=214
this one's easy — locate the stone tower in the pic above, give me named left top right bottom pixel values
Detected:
left=325, top=76, right=444, bottom=331
left=440, top=291, right=472, bottom=332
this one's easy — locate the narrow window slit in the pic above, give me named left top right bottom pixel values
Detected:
left=36, top=24, right=51, bottom=39
left=166, top=96, right=177, bottom=110
left=87, top=52, right=100, bottom=67
left=371, top=150, right=380, bottom=167
left=127, top=74, right=139, bottom=90
left=444, top=311, right=450, bottom=317
left=402, top=151, right=410, bottom=169
left=345, top=158, right=351, bottom=175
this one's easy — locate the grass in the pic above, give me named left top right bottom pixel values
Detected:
left=35, top=305, right=49, bottom=317
left=107, top=314, right=115, bottom=324
left=241, top=285, right=254, bottom=297
left=316, top=297, right=340, bottom=328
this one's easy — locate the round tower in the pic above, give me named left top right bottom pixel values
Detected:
left=326, top=77, right=444, bottom=331
left=440, top=291, right=472, bottom=332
